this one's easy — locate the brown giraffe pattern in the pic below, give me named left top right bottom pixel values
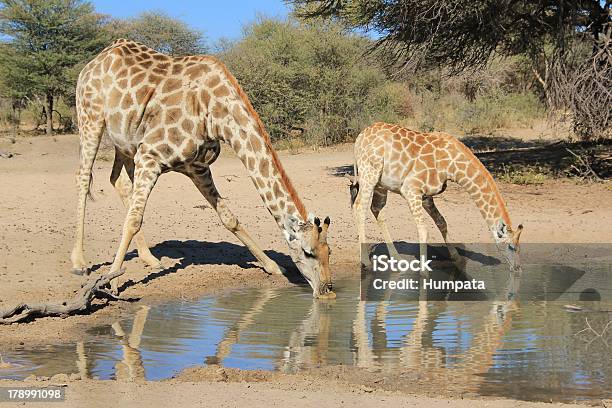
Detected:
left=71, top=39, right=333, bottom=297
left=351, top=122, right=523, bottom=270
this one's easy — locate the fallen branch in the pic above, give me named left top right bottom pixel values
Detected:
left=0, top=269, right=126, bottom=324
left=566, top=148, right=603, bottom=182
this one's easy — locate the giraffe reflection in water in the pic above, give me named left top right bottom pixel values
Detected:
left=75, top=305, right=150, bottom=381
left=206, top=276, right=519, bottom=394
left=6, top=270, right=610, bottom=401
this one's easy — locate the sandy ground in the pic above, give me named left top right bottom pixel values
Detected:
left=0, top=379, right=592, bottom=408
left=0, top=366, right=603, bottom=408
left=1, top=134, right=611, bottom=406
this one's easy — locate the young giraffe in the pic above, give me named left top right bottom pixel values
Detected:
left=71, top=39, right=334, bottom=298
left=350, top=122, right=523, bottom=272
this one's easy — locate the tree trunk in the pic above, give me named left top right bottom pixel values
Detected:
left=45, top=93, right=54, bottom=135
left=11, top=103, right=18, bottom=134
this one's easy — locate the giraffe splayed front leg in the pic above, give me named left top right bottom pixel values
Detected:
left=400, top=183, right=430, bottom=276
left=370, top=189, right=402, bottom=260
left=422, top=196, right=465, bottom=271
left=352, top=171, right=377, bottom=268
left=107, top=150, right=162, bottom=293
left=109, top=151, right=162, bottom=270
left=189, top=167, right=285, bottom=276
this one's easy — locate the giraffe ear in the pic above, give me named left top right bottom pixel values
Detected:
left=513, top=224, right=523, bottom=245
left=310, top=222, right=320, bottom=249
left=319, top=217, right=330, bottom=242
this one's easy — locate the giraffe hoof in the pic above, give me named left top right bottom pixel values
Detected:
left=258, top=262, right=285, bottom=275
left=71, top=267, right=90, bottom=276
left=108, top=282, right=119, bottom=296
left=268, top=264, right=286, bottom=275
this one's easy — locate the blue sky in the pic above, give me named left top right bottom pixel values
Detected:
left=92, top=0, right=290, bottom=42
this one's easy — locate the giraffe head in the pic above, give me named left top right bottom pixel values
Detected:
left=284, top=215, right=334, bottom=298
left=494, top=221, right=524, bottom=272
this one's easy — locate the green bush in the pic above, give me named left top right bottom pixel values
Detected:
left=498, top=165, right=549, bottom=185
left=219, top=17, right=405, bottom=145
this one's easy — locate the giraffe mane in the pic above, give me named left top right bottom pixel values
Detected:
left=217, top=61, right=308, bottom=220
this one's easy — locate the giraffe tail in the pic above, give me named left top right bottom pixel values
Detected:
left=349, top=158, right=359, bottom=208
left=87, top=173, right=95, bottom=201
left=78, top=144, right=96, bottom=202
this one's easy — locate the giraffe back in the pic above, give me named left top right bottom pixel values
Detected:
left=76, top=39, right=232, bottom=169
left=354, top=122, right=474, bottom=196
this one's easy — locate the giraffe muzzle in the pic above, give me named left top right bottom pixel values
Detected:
left=316, top=282, right=336, bottom=299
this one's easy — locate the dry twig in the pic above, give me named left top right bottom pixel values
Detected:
left=0, top=269, right=126, bottom=324
left=566, top=148, right=603, bottom=182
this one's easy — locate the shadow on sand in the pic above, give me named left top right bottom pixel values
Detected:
left=121, top=240, right=305, bottom=292
left=88, top=239, right=305, bottom=294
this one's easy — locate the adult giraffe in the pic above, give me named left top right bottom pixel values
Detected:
left=71, top=39, right=334, bottom=298
left=350, top=122, right=523, bottom=271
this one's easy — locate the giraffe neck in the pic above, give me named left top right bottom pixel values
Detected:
left=230, top=127, right=307, bottom=230
left=452, top=150, right=512, bottom=241
left=219, top=67, right=307, bottom=235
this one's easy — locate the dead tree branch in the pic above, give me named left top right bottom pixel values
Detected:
left=566, top=148, right=604, bottom=182
left=0, top=269, right=126, bottom=324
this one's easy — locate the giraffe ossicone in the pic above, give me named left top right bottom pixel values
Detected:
left=71, top=39, right=333, bottom=298
left=351, top=122, right=523, bottom=273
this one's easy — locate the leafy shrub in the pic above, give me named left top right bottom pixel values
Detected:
left=498, top=165, right=549, bottom=185
left=219, top=17, right=406, bottom=145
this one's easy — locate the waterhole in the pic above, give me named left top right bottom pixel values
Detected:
left=1, top=278, right=611, bottom=402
